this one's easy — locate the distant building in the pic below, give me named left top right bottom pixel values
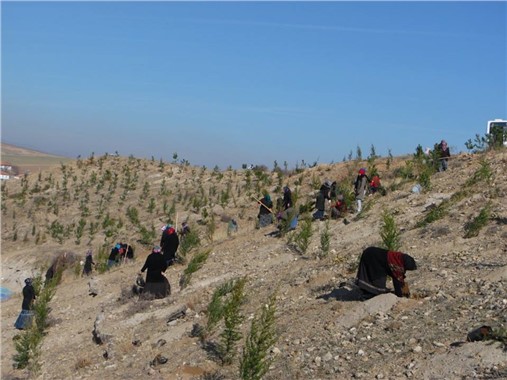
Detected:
left=0, top=171, right=10, bottom=180
left=0, top=162, right=13, bottom=171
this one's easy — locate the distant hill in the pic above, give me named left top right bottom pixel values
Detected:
left=1, top=142, right=72, bottom=174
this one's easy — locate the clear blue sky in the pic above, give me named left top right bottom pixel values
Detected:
left=2, top=1, right=506, bottom=169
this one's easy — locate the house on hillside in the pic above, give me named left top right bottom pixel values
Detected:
left=0, top=162, right=18, bottom=179
left=0, top=170, right=10, bottom=180
left=0, top=162, right=13, bottom=171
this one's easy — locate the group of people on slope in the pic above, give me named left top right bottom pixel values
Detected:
left=14, top=242, right=418, bottom=331
left=82, top=222, right=185, bottom=299
left=16, top=141, right=456, bottom=329
left=107, top=242, right=134, bottom=268
left=311, top=169, right=383, bottom=220
left=257, top=186, right=299, bottom=232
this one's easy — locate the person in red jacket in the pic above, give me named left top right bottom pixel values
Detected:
left=370, top=175, right=381, bottom=194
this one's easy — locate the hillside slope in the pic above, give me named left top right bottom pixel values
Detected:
left=1, top=142, right=72, bottom=175
left=1, top=150, right=506, bottom=380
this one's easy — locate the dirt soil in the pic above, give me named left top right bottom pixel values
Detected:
left=1, top=149, right=506, bottom=380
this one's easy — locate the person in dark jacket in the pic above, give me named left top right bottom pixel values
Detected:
left=14, top=278, right=36, bottom=330
left=330, top=181, right=338, bottom=201
left=437, top=140, right=451, bottom=172
left=107, top=243, right=121, bottom=268
left=123, top=244, right=134, bottom=260
left=282, top=186, right=292, bottom=210
left=257, top=194, right=274, bottom=228
left=313, top=182, right=331, bottom=220
left=355, top=247, right=417, bottom=298
left=160, top=225, right=179, bottom=266
left=140, top=246, right=170, bottom=298
left=82, top=249, right=95, bottom=276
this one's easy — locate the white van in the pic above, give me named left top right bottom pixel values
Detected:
left=487, top=119, right=507, bottom=146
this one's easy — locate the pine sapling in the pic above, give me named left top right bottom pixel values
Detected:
left=319, top=220, right=330, bottom=258
left=293, top=217, right=313, bottom=254
left=380, top=209, right=401, bottom=251
left=180, top=250, right=210, bottom=290
left=240, top=293, right=278, bottom=380
left=218, top=278, right=246, bottom=365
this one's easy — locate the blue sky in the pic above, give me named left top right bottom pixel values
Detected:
left=2, top=1, right=506, bottom=169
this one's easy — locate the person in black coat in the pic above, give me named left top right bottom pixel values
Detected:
left=14, top=278, right=36, bottom=330
left=313, top=183, right=331, bottom=220
left=82, top=249, right=95, bottom=276
left=282, top=186, right=292, bottom=210
left=141, top=246, right=168, bottom=283
left=160, top=225, right=179, bottom=266
left=140, top=246, right=170, bottom=298
left=257, top=194, right=274, bottom=228
left=355, top=246, right=417, bottom=298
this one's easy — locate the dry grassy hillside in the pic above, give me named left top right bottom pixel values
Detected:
left=1, top=143, right=72, bottom=175
left=1, top=149, right=506, bottom=380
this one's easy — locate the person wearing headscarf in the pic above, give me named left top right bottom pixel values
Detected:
left=313, top=182, right=331, bottom=220
left=257, top=194, right=274, bottom=228
left=354, top=168, right=370, bottom=213
left=82, top=249, right=95, bottom=276
left=179, top=222, right=191, bottom=239
left=160, top=225, right=179, bottom=266
left=14, top=278, right=36, bottom=330
left=282, top=186, right=293, bottom=210
left=140, top=246, right=170, bottom=298
left=107, top=243, right=121, bottom=268
left=437, top=139, right=451, bottom=172
left=355, top=246, right=417, bottom=298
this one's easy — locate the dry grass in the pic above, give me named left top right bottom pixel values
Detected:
left=74, top=357, right=92, bottom=370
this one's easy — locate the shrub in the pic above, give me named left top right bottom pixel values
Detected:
left=355, top=198, right=375, bottom=220
left=13, top=326, right=41, bottom=371
left=380, top=209, right=401, bottom=251
left=464, top=202, right=491, bottom=238
left=489, top=327, right=507, bottom=350
left=464, top=131, right=505, bottom=153
left=418, top=166, right=433, bottom=192
left=206, top=214, right=216, bottom=243
left=465, top=158, right=492, bottom=187
left=218, top=278, right=246, bottom=365
left=180, top=250, right=210, bottom=290
left=319, top=221, right=330, bottom=258
left=240, top=293, right=278, bottom=380
left=95, top=245, right=110, bottom=274
left=139, top=224, right=156, bottom=245
left=178, top=229, right=201, bottom=260
left=205, top=278, right=246, bottom=338
left=126, top=206, right=140, bottom=226
left=293, top=217, right=313, bottom=254
left=49, top=220, right=65, bottom=244
left=416, top=199, right=451, bottom=228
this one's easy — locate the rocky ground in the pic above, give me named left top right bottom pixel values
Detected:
left=1, top=149, right=506, bottom=380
